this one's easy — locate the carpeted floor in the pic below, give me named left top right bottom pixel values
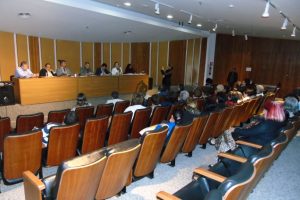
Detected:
left=1, top=135, right=299, bottom=200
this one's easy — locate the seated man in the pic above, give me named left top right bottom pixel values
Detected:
left=95, top=63, right=110, bottom=76
left=124, top=93, right=146, bottom=120
left=79, top=62, right=93, bottom=76
left=106, top=91, right=124, bottom=108
left=71, top=93, right=92, bottom=111
left=111, top=62, right=123, bottom=76
left=56, top=60, right=72, bottom=76
left=15, top=61, right=38, bottom=78
left=39, top=63, right=56, bottom=77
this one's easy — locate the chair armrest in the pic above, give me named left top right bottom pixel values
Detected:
left=193, top=168, right=226, bottom=183
left=157, top=191, right=181, bottom=200
left=218, top=152, right=247, bottom=163
left=23, top=171, right=45, bottom=200
left=236, top=140, right=263, bottom=149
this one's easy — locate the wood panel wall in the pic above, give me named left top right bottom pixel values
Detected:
left=40, top=38, right=55, bottom=67
left=16, top=34, right=28, bottom=65
left=150, top=42, right=158, bottom=85
left=123, top=43, right=130, bottom=69
left=131, top=42, right=149, bottom=73
left=94, top=42, right=101, bottom=68
left=82, top=42, right=93, bottom=70
left=169, top=40, right=186, bottom=85
left=0, top=32, right=16, bottom=81
left=102, top=43, right=110, bottom=69
left=214, top=34, right=300, bottom=96
left=199, top=38, right=207, bottom=86
left=56, top=39, right=80, bottom=73
left=28, top=36, right=40, bottom=73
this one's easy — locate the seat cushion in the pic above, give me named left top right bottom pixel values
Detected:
left=174, top=180, right=206, bottom=200
left=42, top=175, right=56, bottom=200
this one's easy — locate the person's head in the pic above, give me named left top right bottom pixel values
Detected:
left=84, top=62, right=90, bottom=68
left=44, top=63, right=51, bottom=71
left=151, top=94, right=160, bottom=105
left=284, top=97, right=299, bottom=114
left=64, top=111, right=78, bottom=125
left=132, top=93, right=144, bottom=105
left=193, top=87, right=202, bottom=98
left=76, top=93, right=87, bottom=106
left=126, top=64, right=132, bottom=69
left=186, top=97, right=197, bottom=109
left=215, top=84, right=225, bottom=93
left=263, top=100, right=285, bottom=122
left=206, top=78, right=213, bottom=85
left=256, top=85, right=265, bottom=94
left=101, top=63, right=107, bottom=68
left=111, top=91, right=119, bottom=99
left=216, top=92, right=227, bottom=104
left=179, top=90, right=189, bottom=102
left=20, top=61, right=29, bottom=70
left=113, top=62, right=119, bottom=68
left=59, top=60, right=66, bottom=67
left=171, top=109, right=183, bottom=124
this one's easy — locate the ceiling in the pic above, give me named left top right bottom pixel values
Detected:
left=0, top=0, right=299, bottom=42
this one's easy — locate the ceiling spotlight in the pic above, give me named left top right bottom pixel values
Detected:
left=281, top=18, right=288, bottom=30
left=155, top=3, right=160, bottom=15
left=232, top=29, right=235, bottom=36
left=291, top=26, right=296, bottom=37
left=188, top=14, right=193, bottom=24
left=245, top=34, right=248, bottom=40
left=229, top=4, right=234, bottom=8
left=18, top=12, right=31, bottom=19
left=212, top=24, right=218, bottom=32
left=262, top=1, right=270, bottom=18
left=197, top=23, right=202, bottom=27
left=167, top=14, right=173, bottom=19
left=124, top=2, right=131, bottom=7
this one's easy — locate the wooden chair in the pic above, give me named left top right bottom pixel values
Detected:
left=108, top=112, right=132, bottom=145
left=167, top=103, right=184, bottom=121
left=23, top=150, right=107, bottom=200
left=211, top=107, right=233, bottom=138
left=130, top=107, right=152, bottom=138
left=2, top=130, right=42, bottom=185
left=230, top=103, right=244, bottom=127
left=47, top=109, right=70, bottom=123
left=95, top=103, right=114, bottom=117
left=160, top=123, right=192, bottom=167
left=95, top=139, right=141, bottom=200
left=114, top=100, right=130, bottom=114
left=133, top=126, right=168, bottom=179
left=81, top=116, right=109, bottom=154
left=75, top=106, right=94, bottom=130
left=196, top=98, right=205, bottom=111
left=0, top=117, right=11, bottom=153
left=181, top=115, right=209, bottom=157
left=150, top=106, right=170, bottom=126
left=16, top=112, right=44, bottom=134
left=198, top=111, right=222, bottom=149
left=45, top=123, right=80, bottom=166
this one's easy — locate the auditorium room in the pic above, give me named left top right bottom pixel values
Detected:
left=0, top=0, right=300, bottom=199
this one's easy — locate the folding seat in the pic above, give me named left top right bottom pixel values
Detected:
left=160, top=123, right=192, bottom=166
left=16, top=112, right=44, bottom=134
left=150, top=105, right=170, bottom=126
left=47, top=109, right=70, bottom=123
left=0, top=117, right=11, bottom=153
left=211, top=107, right=233, bottom=138
left=2, top=130, right=43, bottom=186
left=130, top=107, right=152, bottom=138
left=75, top=106, right=94, bottom=130
left=95, top=103, right=114, bottom=117
left=107, top=112, right=132, bottom=145
left=23, top=149, right=107, bottom=200
left=114, top=100, right=130, bottom=114
left=181, top=115, right=208, bottom=157
left=166, top=103, right=184, bottom=121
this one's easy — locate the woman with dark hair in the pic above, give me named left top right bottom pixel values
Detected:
left=71, top=93, right=92, bottom=111
left=232, top=100, right=287, bottom=145
left=124, top=63, right=135, bottom=74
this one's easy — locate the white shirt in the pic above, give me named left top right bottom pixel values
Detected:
left=15, top=67, right=33, bottom=78
left=124, top=105, right=146, bottom=120
left=47, top=71, right=54, bottom=77
left=106, top=99, right=124, bottom=106
left=111, top=67, right=123, bottom=76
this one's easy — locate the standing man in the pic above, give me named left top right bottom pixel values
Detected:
left=161, top=65, right=173, bottom=91
left=227, top=67, right=238, bottom=89
left=15, top=61, right=38, bottom=78
left=56, top=60, right=72, bottom=76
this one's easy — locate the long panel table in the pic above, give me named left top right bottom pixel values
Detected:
left=14, top=74, right=148, bottom=105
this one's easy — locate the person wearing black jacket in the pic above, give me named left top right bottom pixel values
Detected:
left=161, top=66, right=173, bottom=91
left=39, top=63, right=56, bottom=77
left=227, top=68, right=238, bottom=89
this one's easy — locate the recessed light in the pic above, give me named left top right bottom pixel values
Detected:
left=167, top=14, right=173, bottom=19
left=124, top=2, right=131, bottom=7
left=229, top=4, right=234, bottom=8
left=197, top=23, right=202, bottom=27
left=18, top=12, right=31, bottom=19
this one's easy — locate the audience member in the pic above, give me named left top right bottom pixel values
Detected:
left=106, top=91, right=124, bottom=108
left=284, top=97, right=299, bottom=118
left=193, top=87, right=203, bottom=98
left=80, top=62, right=93, bottom=76
left=256, top=85, right=265, bottom=96
left=56, top=60, right=72, bottom=76
left=178, top=84, right=190, bottom=103
left=111, top=62, right=123, bottom=75
left=72, top=93, right=92, bottom=111
left=39, top=63, right=56, bottom=77
left=15, top=61, right=38, bottom=78
left=124, top=64, right=135, bottom=74
left=151, top=94, right=161, bottom=110
left=124, top=93, right=146, bottom=120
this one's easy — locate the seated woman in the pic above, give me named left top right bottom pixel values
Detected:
left=39, top=63, right=56, bottom=77
left=284, top=96, right=300, bottom=118
left=232, top=100, right=287, bottom=146
left=71, top=93, right=92, bottom=111
left=42, top=111, right=78, bottom=146
left=124, top=63, right=135, bottom=74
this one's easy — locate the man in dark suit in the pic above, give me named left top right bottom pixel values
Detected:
left=227, top=68, right=238, bottom=89
left=161, top=66, right=173, bottom=91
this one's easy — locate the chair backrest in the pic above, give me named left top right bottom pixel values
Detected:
left=212, top=107, right=233, bottom=138
left=16, top=112, right=44, bottom=134
left=196, top=98, right=205, bottom=111
left=130, top=107, right=152, bottom=138
left=46, top=123, right=80, bottom=166
left=166, top=103, right=184, bottom=121
left=108, top=112, right=132, bottom=145
left=0, top=117, right=11, bottom=153
left=181, top=115, right=209, bottom=154
left=221, top=106, right=235, bottom=132
left=95, top=103, right=114, bottom=117
left=150, top=106, right=170, bottom=126
left=47, top=109, right=70, bottom=123
left=231, top=103, right=244, bottom=127
left=160, top=123, right=192, bottom=164
left=3, top=130, right=42, bottom=184
left=114, top=100, right=130, bottom=114
left=95, top=139, right=141, bottom=200
left=75, top=106, right=95, bottom=130
left=134, top=127, right=168, bottom=178
left=81, top=116, right=109, bottom=154
left=54, top=151, right=107, bottom=200
left=198, top=111, right=221, bottom=145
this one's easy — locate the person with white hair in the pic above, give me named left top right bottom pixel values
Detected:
left=284, top=96, right=299, bottom=118
left=256, top=85, right=265, bottom=96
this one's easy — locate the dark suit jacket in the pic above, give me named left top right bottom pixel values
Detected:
left=39, top=68, right=56, bottom=77
left=227, top=71, right=238, bottom=84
